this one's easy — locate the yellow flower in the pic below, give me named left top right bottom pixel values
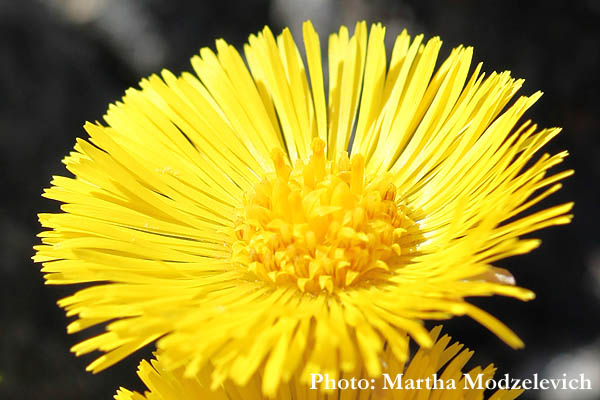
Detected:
left=34, top=21, right=572, bottom=396
left=114, top=326, right=524, bottom=400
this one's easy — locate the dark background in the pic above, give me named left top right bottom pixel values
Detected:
left=1, top=0, right=598, bottom=399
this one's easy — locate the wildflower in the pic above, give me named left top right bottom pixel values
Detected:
left=34, top=21, right=572, bottom=395
left=114, top=326, right=523, bottom=399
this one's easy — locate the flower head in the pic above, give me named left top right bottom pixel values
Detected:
left=114, top=326, right=524, bottom=399
left=35, top=21, right=572, bottom=396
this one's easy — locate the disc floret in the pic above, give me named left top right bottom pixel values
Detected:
left=233, top=138, right=417, bottom=293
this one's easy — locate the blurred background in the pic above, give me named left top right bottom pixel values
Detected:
left=1, top=0, right=598, bottom=399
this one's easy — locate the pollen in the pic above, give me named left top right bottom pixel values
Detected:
left=232, top=138, right=418, bottom=294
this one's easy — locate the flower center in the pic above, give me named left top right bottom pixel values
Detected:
left=232, top=139, right=418, bottom=294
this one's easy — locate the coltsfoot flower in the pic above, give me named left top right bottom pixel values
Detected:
left=34, top=21, right=572, bottom=396
left=114, top=326, right=524, bottom=399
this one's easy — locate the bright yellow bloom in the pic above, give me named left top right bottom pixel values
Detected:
left=34, top=21, right=572, bottom=396
left=114, top=327, right=523, bottom=400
